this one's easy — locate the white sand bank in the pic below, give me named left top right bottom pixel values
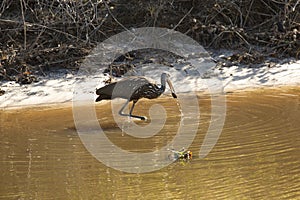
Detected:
left=0, top=59, right=299, bottom=109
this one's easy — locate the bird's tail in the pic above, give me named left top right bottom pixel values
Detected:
left=95, top=96, right=102, bottom=102
left=95, top=84, right=115, bottom=102
left=95, top=94, right=112, bottom=102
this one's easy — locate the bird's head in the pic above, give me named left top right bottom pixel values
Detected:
left=161, top=72, right=177, bottom=98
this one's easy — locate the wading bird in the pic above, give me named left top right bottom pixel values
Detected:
left=95, top=73, right=177, bottom=120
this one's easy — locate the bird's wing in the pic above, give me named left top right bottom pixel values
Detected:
left=96, top=77, right=151, bottom=99
left=96, top=82, right=116, bottom=96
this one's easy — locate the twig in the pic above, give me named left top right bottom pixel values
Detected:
left=0, top=0, right=11, bottom=17
left=258, top=0, right=277, bottom=14
left=249, top=17, right=276, bottom=31
left=292, top=0, right=300, bottom=11
left=234, top=30, right=250, bottom=46
left=243, top=0, right=254, bottom=28
left=152, top=0, right=167, bottom=27
left=208, top=31, right=226, bottom=47
left=20, top=0, right=26, bottom=50
left=159, top=7, right=193, bottom=38
left=172, top=7, right=193, bottom=31
left=102, top=0, right=133, bottom=35
left=208, top=29, right=250, bottom=48
left=0, top=19, right=86, bottom=42
left=89, top=13, right=109, bottom=40
left=212, top=6, right=233, bottom=26
left=29, top=27, right=46, bottom=50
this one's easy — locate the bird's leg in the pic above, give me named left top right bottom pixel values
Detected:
left=129, top=100, right=147, bottom=121
left=118, top=100, right=146, bottom=120
left=129, top=101, right=136, bottom=115
left=118, top=100, right=130, bottom=117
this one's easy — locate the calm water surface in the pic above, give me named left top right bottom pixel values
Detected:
left=1, top=87, right=300, bottom=199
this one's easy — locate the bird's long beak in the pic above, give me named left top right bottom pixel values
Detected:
left=167, top=79, right=177, bottom=98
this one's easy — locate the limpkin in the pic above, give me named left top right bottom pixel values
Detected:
left=95, top=73, right=177, bottom=120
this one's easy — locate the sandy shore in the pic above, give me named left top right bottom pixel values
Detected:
left=0, top=57, right=299, bottom=109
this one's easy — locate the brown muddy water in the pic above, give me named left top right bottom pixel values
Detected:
left=1, top=87, right=300, bottom=199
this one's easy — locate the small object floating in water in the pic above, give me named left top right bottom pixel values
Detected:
left=168, top=147, right=192, bottom=161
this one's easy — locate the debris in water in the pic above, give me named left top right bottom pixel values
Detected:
left=168, top=147, right=192, bottom=161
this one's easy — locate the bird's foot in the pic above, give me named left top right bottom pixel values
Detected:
left=140, top=116, right=147, bottom=121
left=128, top=114, right=147, bottom=121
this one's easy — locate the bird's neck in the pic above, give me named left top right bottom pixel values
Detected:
left=160, top=75, right=167, bottom=92
left=159, top=84, right=166, bottom=92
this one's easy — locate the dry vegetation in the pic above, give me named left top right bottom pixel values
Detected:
left=0, top=0, right=299, bottom=83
